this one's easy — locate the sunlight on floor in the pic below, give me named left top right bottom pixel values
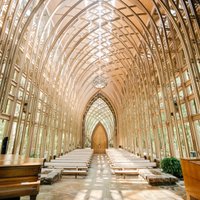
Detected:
left=21, top=155, right=186, bottom=200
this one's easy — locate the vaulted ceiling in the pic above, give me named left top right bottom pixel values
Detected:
left=34, top=0, right=160, bottom=113
left=11, top=0, right=197, bottom=143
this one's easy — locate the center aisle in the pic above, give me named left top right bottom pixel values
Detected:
left=83, top=155, right=185, bottom=200
left=22, top=154, right=186, bottom=200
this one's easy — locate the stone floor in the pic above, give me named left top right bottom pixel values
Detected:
left=22, top=154, right=186, bottom=200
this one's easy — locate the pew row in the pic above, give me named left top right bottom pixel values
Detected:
left=113, top=169, right=139, bottom=179
left=43, top=148, right=93, bottom=178
left=106, top=149, right=156, bottom=178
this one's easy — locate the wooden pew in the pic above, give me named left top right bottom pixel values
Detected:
left=44, top=159, right=89, bottom=178
left=55, top=157, right=91, bottom=162
left=51, top=160, right=88, bottom=163
left=43, top=149, right=93, bottom=178
left=62, top=168, right=88, bottom=178
left=106, top=148, right=156, bottom=178
left=114, top=169, right=139, bottom=178
left=111, top=162, right=156, bottom=169
left=44, top=162, right=88, bottom=168
left=109, top=159, right=148, bottom=163
left=0, top=155, right=43, bottom=200
left=181, top=158, right=200, bottom=200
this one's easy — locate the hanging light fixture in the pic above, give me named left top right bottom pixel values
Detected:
left=93, top=74, right=107, bottom=89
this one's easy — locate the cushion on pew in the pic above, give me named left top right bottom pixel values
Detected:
left=40, top=169, right=62, bottom=185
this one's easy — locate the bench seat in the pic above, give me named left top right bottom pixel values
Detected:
left=44, top=162, right=88, bottom=168
left=110, top=160, right=150, bottom=163
left=51, top=160, right=89, bottom=164
left=111, top=162, right=156, bottom=169
left=62, top=170, right=87, bottom=178
left=114, top=169, right=139, bottom=178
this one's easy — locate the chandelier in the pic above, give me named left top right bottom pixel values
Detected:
left=93, top=75, right=107, bottom=89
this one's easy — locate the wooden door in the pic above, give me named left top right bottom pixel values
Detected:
left=92, top=123, right=108, bottom=154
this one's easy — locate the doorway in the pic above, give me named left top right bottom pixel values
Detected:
left=92, top=123, right=108, bottom=154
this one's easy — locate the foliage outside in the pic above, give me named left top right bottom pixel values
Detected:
left=161, top=157, right=182, bottom=178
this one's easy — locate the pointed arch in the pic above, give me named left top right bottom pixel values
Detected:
left=82, top=92, right=117, bottom=148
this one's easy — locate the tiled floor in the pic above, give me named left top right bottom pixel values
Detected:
left=22, top=154, right=186, bottom=200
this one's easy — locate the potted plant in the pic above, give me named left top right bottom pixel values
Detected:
left=161, top=157, right=182, bottom=178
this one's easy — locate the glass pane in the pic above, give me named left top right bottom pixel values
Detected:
left=179, top=90, right=184, bottom=100
left=185, top=122, right=194, bottom=152
left=0, top=120, right=6, bottom=150
left=190, top=99, right=197, bottom=115
left=194, top=121, right=200, bottom=148
left=181, top=104, right=187, bottom=117
left=7, top=122, right=17, bottom=154
left=183, top=70, right=190, bottom=81
left=14, top=103, right=21, bottom=117
left=187, top=85, right=193, bottom=95
left=176, top=77, right=181, bottom=87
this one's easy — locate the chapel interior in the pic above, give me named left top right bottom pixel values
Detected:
left=0, top=0, right=200, bottom=200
